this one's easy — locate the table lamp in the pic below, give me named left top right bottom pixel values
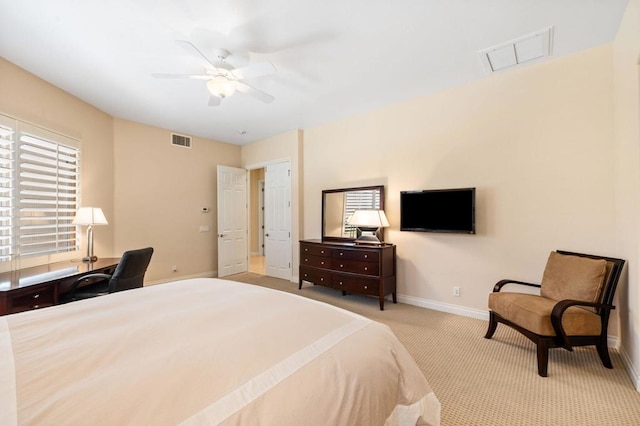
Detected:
left=347, top=209, right=390, bottom=244
left=72, top=207, right=108, bottom=263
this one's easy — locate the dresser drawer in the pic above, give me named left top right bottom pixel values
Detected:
left=333, top=275, right=379, bottom=296
left=9, top=285, right=54, bottom=314
left=299, top=266, right=332, bottom=287
left=332, top=259, right=378, bottom=276
left=300, top=243, right=331, bottom=258
left=300, top=254, right=331, bottom=269
left=333, top=249, right=379, bottom=262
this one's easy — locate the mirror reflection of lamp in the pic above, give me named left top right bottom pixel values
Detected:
left=72, top=207, right=108, bottom=263
left=347, top=210, right=390, bottom=244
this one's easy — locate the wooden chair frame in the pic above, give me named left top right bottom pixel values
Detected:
left=484, top=250, right=625, bottom=377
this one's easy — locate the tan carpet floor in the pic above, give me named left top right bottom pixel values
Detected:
left=227, top=272, right=640, bottom=426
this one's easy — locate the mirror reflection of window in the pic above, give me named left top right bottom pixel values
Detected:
left=323, top=187, right=383, bottom=240
left=343, top=190, right=381, bottom=237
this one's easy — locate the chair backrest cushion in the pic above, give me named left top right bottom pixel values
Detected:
left=540, top=251, right=607, bottom=306
left=109, top=247, right=154, bottom=293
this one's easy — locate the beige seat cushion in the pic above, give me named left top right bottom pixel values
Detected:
left=540, top=252, right=607, bottom=308
left=488, top=292, right=601, bottom=336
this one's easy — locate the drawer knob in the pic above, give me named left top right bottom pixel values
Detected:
left=304, top=273, right=308, bottom=277
left=364, top=267, right=368, bottom=271
left=320, top=278, right=324, bottom=281
left=321, top=250, right=325, bottom=254
left=33, top=304, right=40, bottom=309
left=364, top=286, right=368, bottom=290
left=339, top=282, right=343, bottom=286
left=33, top=294, right=40, bottom=299
left=305, top=258, right=308, bottom=261
left=340, top=264, right=343, bottom=268
left=304, top=248, right=308, bottom=252
left=339, top=252, right=344, bottom=256
left=364, top=254, right=368, bottom=258
left=321, top=261, right=325, bottom=265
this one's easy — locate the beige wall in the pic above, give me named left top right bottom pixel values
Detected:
left=613, top=0, right=640, bottom=389
left=113, top=119, right=241, bottom=282
left=241, top=129, right=303, bottom=278
left=0, top=58, right=115, bottom=260
left=304, top=46, right=617, bottom=320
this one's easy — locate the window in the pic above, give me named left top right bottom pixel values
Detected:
left=0, top=114, right=80, bottom=265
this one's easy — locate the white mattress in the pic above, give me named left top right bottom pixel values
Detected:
left=0, top=278, right=440, bottom=425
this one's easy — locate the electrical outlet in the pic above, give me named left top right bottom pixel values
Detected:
left=172, top=265, right=177, bottom=272
left=453, top=286, right=460, bottom=297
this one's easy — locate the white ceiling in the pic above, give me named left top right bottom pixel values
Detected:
left=0, top=0, right=629, bottom=145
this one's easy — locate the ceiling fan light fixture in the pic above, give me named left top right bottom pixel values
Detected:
left=207, top=76, right=236, bottom=98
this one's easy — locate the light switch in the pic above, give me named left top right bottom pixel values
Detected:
left=199, top=225, right=210, bottom=232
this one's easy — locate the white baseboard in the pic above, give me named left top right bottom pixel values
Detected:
left=397, top=293, right=489, bottom=321
left=619, top=345, right=640, bottom=392
left=608, top=335, right=620, bottom=350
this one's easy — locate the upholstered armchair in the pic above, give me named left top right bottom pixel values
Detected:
left=485, top=250, right=625, bottom=377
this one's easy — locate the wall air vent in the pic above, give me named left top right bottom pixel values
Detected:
left=478, top=26, right=553, bottom=74
left=171, top=133, right=192, bottom=148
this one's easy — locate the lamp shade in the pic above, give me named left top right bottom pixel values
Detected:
left=72, top=207, right=108, bottom=226
left=347, top=210, right=390, bottom=228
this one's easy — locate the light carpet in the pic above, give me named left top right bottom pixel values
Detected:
left=227, top=272, right=640, bottom=426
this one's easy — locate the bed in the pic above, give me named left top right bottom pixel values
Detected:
left=0, top=278, right=440, bottom=425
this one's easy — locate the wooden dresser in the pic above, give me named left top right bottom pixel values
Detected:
left=298, top=239, right=396, bottom=310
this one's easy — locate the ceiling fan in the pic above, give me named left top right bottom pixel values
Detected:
left=153, top=40, right=277, bottom=106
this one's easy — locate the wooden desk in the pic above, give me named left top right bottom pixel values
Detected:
left=0, top=258, right=120, bottom=316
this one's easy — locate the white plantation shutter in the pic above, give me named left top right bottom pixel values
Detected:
left=17, top=125, right=80, bottom=258
left=0, top=115, right=15, bottom=262
left=0, top=115, right=81, bottom=265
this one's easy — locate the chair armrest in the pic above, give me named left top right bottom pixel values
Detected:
left=493, top=279, right=541, bottom=292
left=550, top=300, right=615, bottom=351
left=66, top=273, right=113, bottom=298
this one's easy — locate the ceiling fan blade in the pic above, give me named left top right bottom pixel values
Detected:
left=175, top=40, right=217, bottom=70
left=152, top=73, right=211, bottom=80
left=235, top=81, right=275, bottom=103
left=231, top=62, right=276, bottom=80
left=208, top=95, right=222, bottom=106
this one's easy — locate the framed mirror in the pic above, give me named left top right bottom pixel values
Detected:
left=322, top=185, right=385, bottom=242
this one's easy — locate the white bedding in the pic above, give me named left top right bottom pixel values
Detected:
left=0, top=278, right=440, bottom=425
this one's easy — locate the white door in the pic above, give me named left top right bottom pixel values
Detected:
left=217, top=165, right=248, bottom=277
left=264, top=161, right=291, bottom=280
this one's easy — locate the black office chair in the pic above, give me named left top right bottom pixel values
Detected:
left=61, top=247, right=153, bottom=303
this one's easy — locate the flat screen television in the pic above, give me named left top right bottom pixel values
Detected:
left=400, top=188, right=476, bottom=234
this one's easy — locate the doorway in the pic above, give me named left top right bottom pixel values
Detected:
left=249, top=168, right=265, bottom=275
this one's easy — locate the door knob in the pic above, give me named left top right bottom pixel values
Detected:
left=218, top=234, right=226, bottom=238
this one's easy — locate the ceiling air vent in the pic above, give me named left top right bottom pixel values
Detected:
left=171, top=133, right=191, bottom=148
left=478, top=26, right=553, bottom=74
